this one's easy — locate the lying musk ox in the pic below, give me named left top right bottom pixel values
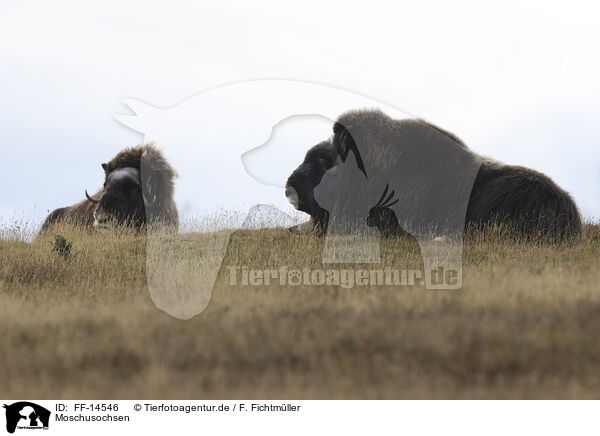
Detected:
left=285, top=109, right=583, bottom=243
left=40, top=144, right=178, bottom=232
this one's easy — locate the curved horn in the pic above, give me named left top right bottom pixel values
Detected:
left=85, top=190, right=100, bottom=203
left=144, top=194, right=157, bottom=208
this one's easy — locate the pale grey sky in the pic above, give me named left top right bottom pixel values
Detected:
left=1, top=0, right=599, bottom=234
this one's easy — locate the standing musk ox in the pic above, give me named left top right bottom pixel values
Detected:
left=40, top=144, right=178, bottom=232
left=286, top=109, right=583, bottom=244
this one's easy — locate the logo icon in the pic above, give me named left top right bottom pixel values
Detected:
left=3, top=402, right=50, bottom=434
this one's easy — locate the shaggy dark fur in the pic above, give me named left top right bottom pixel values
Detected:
left=466, top=160, right=583, bottom=242
left=40, top=144, right=178, bottom=232
left=285, top=140, right=335, bottom=234
left=286, top=109, right=583, bottom=243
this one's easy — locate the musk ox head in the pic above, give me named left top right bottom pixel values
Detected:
left=86, top=167, right=149, bottom=228
left=285, top=140, right=336, bottom=233
left=85, top=144, right=178, bottom=229
left=285, top=130, right=401, bottom=236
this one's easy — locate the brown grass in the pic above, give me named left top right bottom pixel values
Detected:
left=1, top=222, right=600, bottom=399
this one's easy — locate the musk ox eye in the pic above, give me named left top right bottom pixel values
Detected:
left=318, top=156, right=330, bottom=169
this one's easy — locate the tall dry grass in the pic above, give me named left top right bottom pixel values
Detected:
left=1, top=220, right=599, bottom=399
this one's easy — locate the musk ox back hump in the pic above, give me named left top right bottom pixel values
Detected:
left=39, top=200, right=98, bottom=231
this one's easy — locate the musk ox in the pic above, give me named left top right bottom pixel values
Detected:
left=40, top=144, right=178, bottom=232
left=285, top=109, right=583, bottom=243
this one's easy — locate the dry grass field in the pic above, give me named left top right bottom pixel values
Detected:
left=1, top=221, right=600, bottom=399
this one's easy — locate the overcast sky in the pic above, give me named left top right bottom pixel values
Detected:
left=1, top=0, right=599, bottom=234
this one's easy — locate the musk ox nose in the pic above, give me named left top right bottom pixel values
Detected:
left=285, top=186, right=293, bottom=199
left=93, top=210, right=109, bottom=228
left=285, top=185, right=299, bottom=207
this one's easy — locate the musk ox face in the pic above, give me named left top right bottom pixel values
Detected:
left=285, top=140, right=336, bottom=231
left=285, top=137, right=403, bottom=236
left=86, top=165, right=158, bottom=229
left=92, top=167, right=145, bottom=228
left=285, top=133, right=404, bottom=236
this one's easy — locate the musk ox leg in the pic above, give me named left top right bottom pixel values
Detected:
left=289, top=216, right=328, bottom=235
left=289, top=220, right=315, bottom=234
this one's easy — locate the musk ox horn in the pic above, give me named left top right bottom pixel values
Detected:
left=85, top=190, right=100, bottom=203
left=144, top=194, right=157, bottom=208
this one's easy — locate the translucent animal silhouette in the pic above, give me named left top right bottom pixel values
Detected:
left=115, top=80, right=474, bottom=318
left=315, top=153, right=383, bottom=263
